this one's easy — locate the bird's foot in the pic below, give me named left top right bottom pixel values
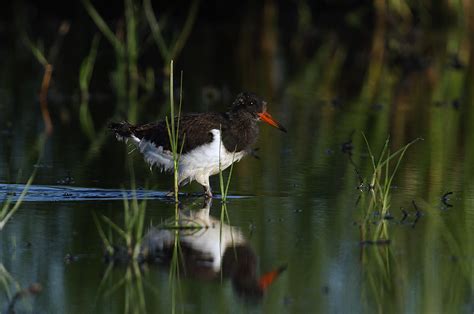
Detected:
left=203, top=187, right=213, bottom=199
left=202, top=197, right=212, bottom=208
left=165, top=190, right=181, bottom=204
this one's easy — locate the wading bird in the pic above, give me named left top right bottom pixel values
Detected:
left=109, top=92, right=286, bottom=197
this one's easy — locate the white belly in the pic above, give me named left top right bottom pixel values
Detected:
left=178, top=129, right=246, bottom=186
left=128, top=129, right=246, bottom=187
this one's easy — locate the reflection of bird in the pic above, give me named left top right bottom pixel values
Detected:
left=109, top=92, right=286, bottom=197
left=141, top=199, right=286, bottom=300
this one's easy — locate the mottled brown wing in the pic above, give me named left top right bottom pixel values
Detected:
left=133, top=113, right=229, bottom=154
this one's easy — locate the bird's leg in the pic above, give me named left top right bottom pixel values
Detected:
left=202, top=196, right=212, bottom=209
left=196, top=197, right=212, bottom=218
left=198, top=176, right=213, bottom=198
left=203, top=185, right=213, bottom=199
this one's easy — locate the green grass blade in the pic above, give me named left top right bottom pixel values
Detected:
left=362, top=132, right=377, bottom=171
left=379, top=137, right=423, bottom=168
left=92, top=212, right=113, bottom=254
left=79, top=34, right=100, bottom=140
left=169, top=0, right=200, bottom=60
left=143, top=0, right=170, bottom=60
left=103, top=274, right=127, bottom=299
left=0, top=169, right=36, bottom=230
left=170, top=60, right=175, bottom=144
left=122, top=191, right=130, bottom=231
left=79, top=34, right=100, bottom=92
left=82, top=0, right=123, bottom=51
left=23, top=35, right=48, bottom=66
left=224, top=150, right=237, bottom=199
left=100, top=214, right=129, bottom=242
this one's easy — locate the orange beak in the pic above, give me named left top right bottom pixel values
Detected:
left=257, top=111, right=287, bottom=133
left=258, top=264, right=287, bottom=291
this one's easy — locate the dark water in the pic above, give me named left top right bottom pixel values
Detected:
left=2, top=2, right=474, bottom=313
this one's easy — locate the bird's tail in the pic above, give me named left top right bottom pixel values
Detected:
left=108, top=121, right=135, bottom=141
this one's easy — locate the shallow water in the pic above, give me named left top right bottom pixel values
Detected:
left=1, top=3, right=474, bottom=313
left=0, top=184, right=170, bottom=201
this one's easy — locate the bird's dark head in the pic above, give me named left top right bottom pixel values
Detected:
left=231, top=92, right=266, bottom=115
left=230, top=92, right=287, bottom=133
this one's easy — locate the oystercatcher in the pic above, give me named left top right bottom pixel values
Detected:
left=109, top=92, right=286, bottom=197
left=141, top=198, right=287, bottom=299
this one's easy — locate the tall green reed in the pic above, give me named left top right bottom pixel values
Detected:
left=23, top=22, right=69, bottom=135
left=217, top=145, right=236, bottom=254
left=218, top=138, right=237, bottom=203
left=93, top=187, right=147, bottom=314
left=81, top=0, right=198, bottom=162
left=83, top=0, right=198, bottom=124
left=79, top=34, right=100, bottom=140
left=0, top=171, right=36, bottom=231
left=0, top=132, right=46, bottom=305
left=164, top=61, right=185, bottom=314
left=82, top=0, right=138, bottom=122
left=0, top=132, right=47, bottom=230
left=144, top=0, right=200, bottom=74
left=96, top=262, right=146, bottom=314
left=359, top=134, right=422, bottom=240
left=92, top=60, right=184, bottom=268
left=164, top=60, right=185, bottom=205
left=168, top=227, right=182, bottom=314
left=93, top=165, right=147, bottom=260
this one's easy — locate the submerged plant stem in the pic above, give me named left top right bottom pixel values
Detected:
left=39, top=64, right=53, bottom=135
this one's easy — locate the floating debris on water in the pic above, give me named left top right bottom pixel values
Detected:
left=441, top=191, right=454, bottom=209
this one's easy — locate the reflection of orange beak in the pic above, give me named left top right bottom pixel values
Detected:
left=257, top=111, right=287, bottom=133
left=258, top=264, right=287, bottom=291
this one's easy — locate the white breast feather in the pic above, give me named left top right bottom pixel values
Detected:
left=178, top=129, right=245, bottom=186
left=127, top=130, right=246, bottom=187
